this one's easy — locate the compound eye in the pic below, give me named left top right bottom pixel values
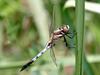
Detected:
left=66, top=25, right=70, bottom=30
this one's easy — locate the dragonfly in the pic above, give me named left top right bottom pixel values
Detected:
left=20, top=25, right=72, bottom=71
left=20, top=6, right=74, bottom=71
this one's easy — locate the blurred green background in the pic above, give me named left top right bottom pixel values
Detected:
left=0, top=0, right=100, bottom=75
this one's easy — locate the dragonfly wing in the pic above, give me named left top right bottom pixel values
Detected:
left=49, top=5, right=57, bottom=66
left=65, top=33, right=75, bottom=48
left=50, top=47, right=57, bottom=66
left=49, top=5, right=55, bottom=36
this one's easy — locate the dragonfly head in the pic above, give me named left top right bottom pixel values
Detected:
left=63, top=25, right=70, bottom=33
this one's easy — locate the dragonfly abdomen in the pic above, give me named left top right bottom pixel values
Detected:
left=20, top=60, right=33, bottom=71
left=20, top=43, right=51, bottom=71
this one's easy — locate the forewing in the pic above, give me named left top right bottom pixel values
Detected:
left=49, top=5, right=57, bottom=66
left=65, top=27, right=75, bottom=49
left=49, top=5, right=55, bottom=36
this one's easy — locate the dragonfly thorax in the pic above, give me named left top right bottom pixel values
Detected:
left=53, top=25, right=69, bottom=35
left=48, top=25, right=70, bottom=45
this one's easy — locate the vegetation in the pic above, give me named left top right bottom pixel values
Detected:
left=0, top=0, right=100, bottom=75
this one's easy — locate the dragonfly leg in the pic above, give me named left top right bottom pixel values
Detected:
left=67, top=34, right=73, bottom=39
left=63, top=35, right=68, bottom=47
left=67, top=30, right=77, bottom=39
left=67, top=45, right=76, bottom=49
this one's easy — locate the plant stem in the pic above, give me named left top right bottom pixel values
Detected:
left=0, top=21, right=4, bottom=59
left=75, top=0, right=85, bottom=75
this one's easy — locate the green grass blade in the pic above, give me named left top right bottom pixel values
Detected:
left=84, top=55, right=94, bottom=75
left=75, top=0, right=85, bottom=75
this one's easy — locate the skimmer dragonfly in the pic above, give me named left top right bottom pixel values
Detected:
left=20, top=6, right=74, bottom=71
